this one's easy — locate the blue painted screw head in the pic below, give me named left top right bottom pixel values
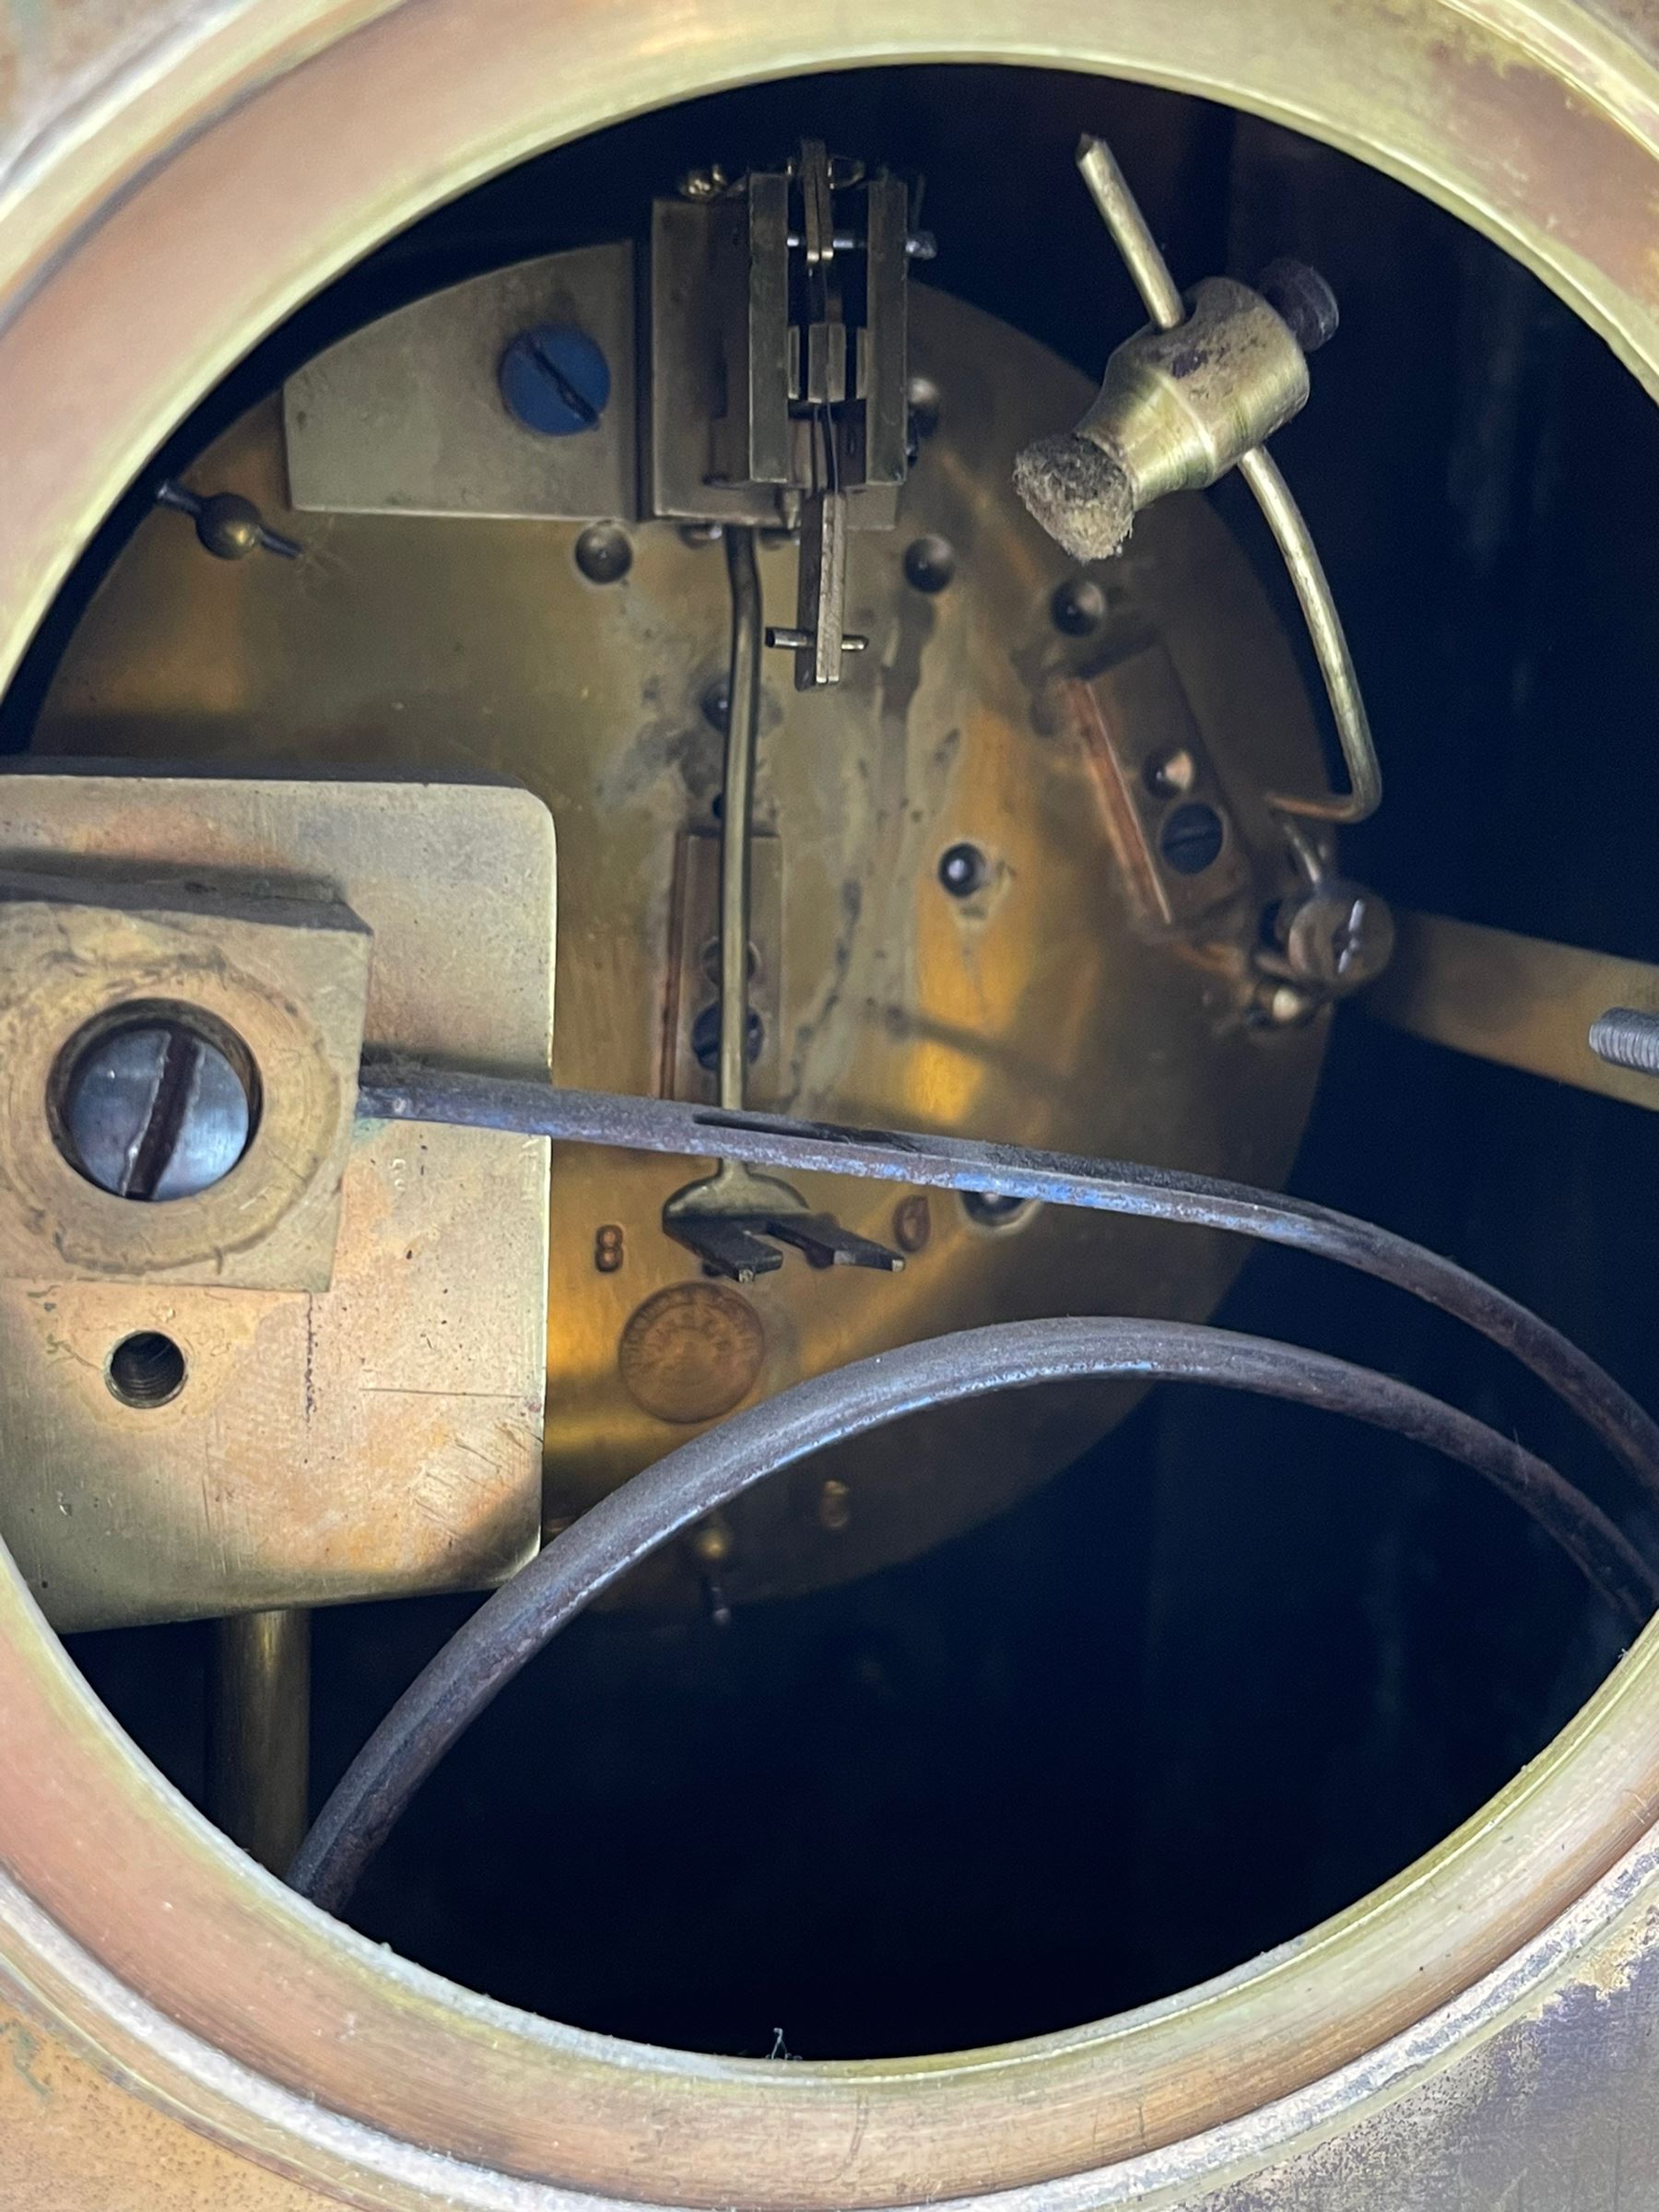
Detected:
left=499, top=324, right=612, bottom=437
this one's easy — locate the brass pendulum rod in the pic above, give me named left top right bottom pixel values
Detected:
left=208, top=1607, right=311, bottom=1875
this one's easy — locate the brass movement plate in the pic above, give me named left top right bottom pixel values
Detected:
left=0, top=772, right=555, bottom=1631
left=5, top=9, right=1659, bottom=2211
left=37, top=281, right=1329, bottom=1607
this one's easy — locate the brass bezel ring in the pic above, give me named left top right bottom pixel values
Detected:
left=3, top=3, right=1659, bottom=2206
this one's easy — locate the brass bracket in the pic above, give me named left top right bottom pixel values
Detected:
left=0, top=771, right=555, bottom=1632
left=1070, top=649, right=1253, bottom=936
left=0, top=873, right=369, bottom=1290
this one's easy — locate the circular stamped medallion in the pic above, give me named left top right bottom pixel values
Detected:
left=618, top=1282, right=766, bottom=1424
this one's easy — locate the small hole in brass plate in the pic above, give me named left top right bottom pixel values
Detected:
left=938, top=842, right=990, bottom=898
left=1144, top=746, right=1198, bottom=798
left=960, top=1190, right=1035, bottom=1232
left=106, top=1331, right=187, bottom=1410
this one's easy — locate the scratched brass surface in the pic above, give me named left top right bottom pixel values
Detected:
left=36, top=283, right=1328, bottom=1604
left=0, top=774, right=553, bottom=1630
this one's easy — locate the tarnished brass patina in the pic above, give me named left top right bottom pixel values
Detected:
left=35, top=280, right=1329, bottom=1606
left=7, top=4, right=1659, bottom=2210
left=0, top=772, right=554, bottom=1630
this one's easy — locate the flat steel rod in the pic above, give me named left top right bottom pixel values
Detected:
left=1371, top=910, right=1659, bottom=1110
left=354, top=1065, right=1659, bottom=1512
left=719, top=525, right=762, bottom=1113
left=209, top=1606, right=311, bottom=1875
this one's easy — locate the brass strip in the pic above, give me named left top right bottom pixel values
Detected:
left=1368, top=910, right=1659, bottom=1111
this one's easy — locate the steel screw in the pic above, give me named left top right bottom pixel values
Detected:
left=499, top=324, right=612, bottom=437
left=1255, top=258, right=1340, bottom=355
left=1051, top=576, right=1108, bottom=636
left=1590, top=1007, right=1659, bottom=1076
left=1281, top=881, right=1395, bottom=994
left=1159, top=802, right=1227, bottom=877
left=903, top=535, right=956, bottom=594
left=573, top=522, right=633, bottom=584
left=691, top=1003, right=763, bottom=1073
left=59, top=1018, right=253, bottom=1202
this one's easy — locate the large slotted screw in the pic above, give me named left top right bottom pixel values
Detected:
left=59, top=1018, right=253, bottom=1202
left=498, top=324, right=612, bottom=437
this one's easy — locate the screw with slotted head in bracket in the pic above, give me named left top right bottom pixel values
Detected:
left=58, top=1018, right=253, bottom=1201
left=499, top=324, right=612, bottom=437
left=1278, top=880, right=1395, bottom=994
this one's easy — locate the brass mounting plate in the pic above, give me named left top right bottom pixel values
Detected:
left=1072, top=641, right=1253, bottom=933
left=0, top=771, right=555, bottom=1632
left=284, top=242, right=638, bottom=522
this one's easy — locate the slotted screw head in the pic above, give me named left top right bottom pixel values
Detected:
left=59, top=1018, right=253, bottom=1201
left=1282, top=883, right=1395, bottom=994
left=499, top=324, right=612, bottom=437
